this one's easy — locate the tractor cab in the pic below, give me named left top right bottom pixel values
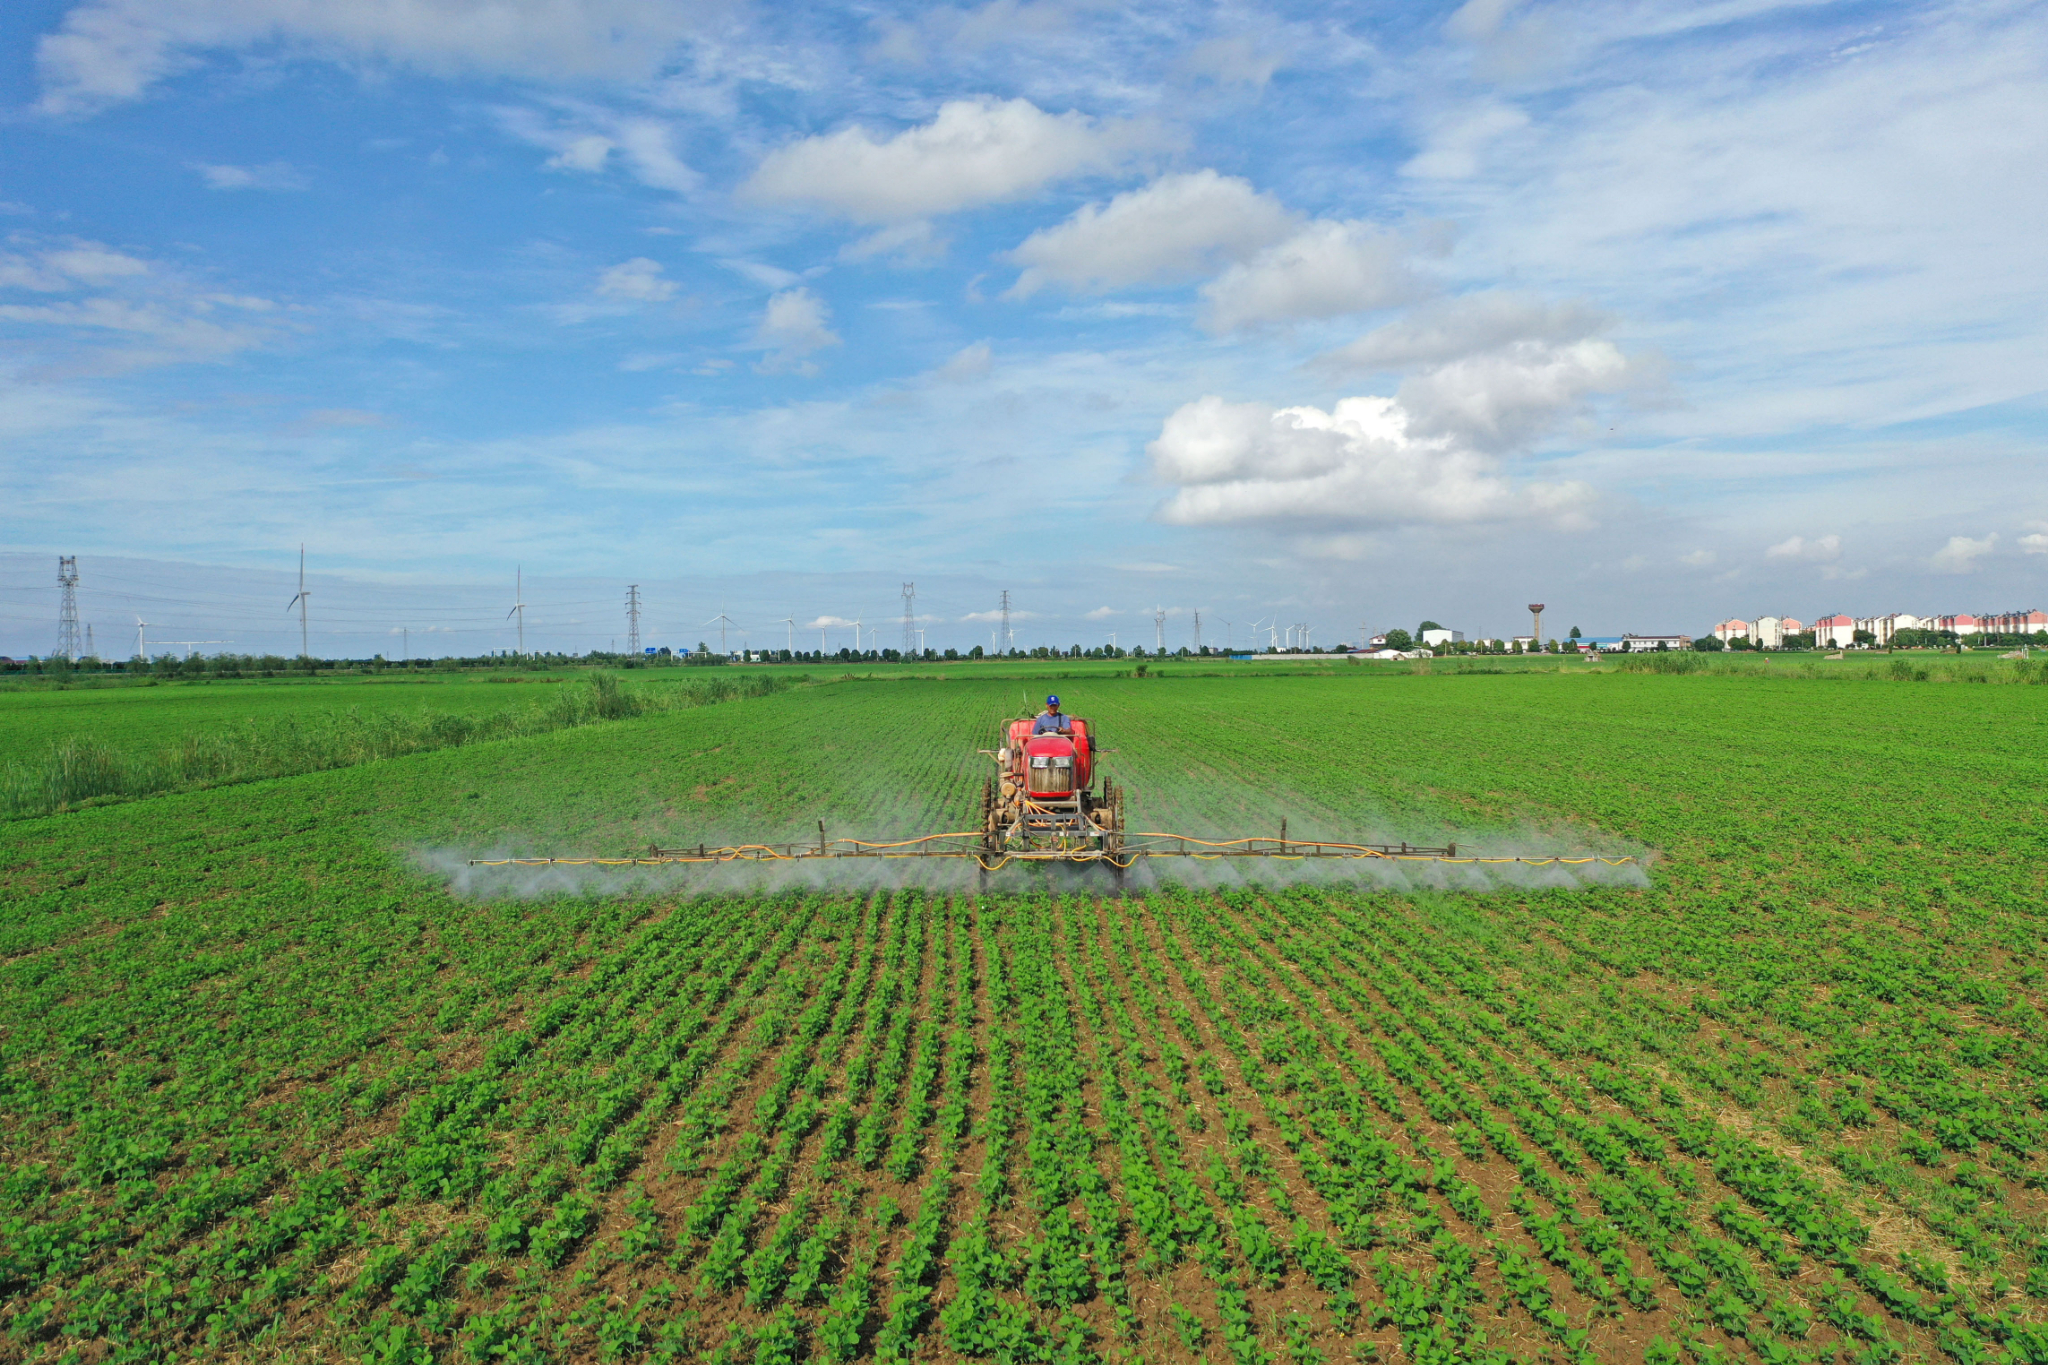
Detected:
left=1004, top=717, right=1094, bottom=795
left=982, top=716, right=1121, bottom=857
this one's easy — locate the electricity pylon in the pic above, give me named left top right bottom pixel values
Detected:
left=56, top=557, right=79, bottom=661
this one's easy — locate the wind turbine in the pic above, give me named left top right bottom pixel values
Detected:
left=1220, top=620, right=1232, bottom=652
left=780, top=617, right=795, bottom=654
left=506, top=566, right=526, bottom=657
left=285, top=545, right=310, bottom=658
left=853, top=614, right=863, bottom=656
left=134, top=615, right=149, bottom=660
left=705, top=609, right=739, bottom=655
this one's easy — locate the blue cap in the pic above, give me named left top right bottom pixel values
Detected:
left=1046, top=694, right=1059, bottom=705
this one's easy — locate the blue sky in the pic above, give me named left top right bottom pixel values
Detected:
left=2, top=0, right=2044, bottom=656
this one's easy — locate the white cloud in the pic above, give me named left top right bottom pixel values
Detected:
left=751, top=288, right=839, bottom=373
left=1317, top=292, right=1636, bottom=452
left=1321, top=292, right=1609, bottom=371
left=1177, top=35, right=1287, bottom=88
left=497, top=106, right=699, bottom=195
left=1680, top=549, right=1716, bottom=567
left=191, top=161, right=307, bottom=191
left=718, top=259, right=800, bottom=290
left=742, top=97, right=1150, bottom=223
left=931, top=341, right=992, bottom=382
left=1401, top=103, right=1531, bottom=180
left=595, top=257, right=676, bottom=303
left=807, top=614, right=856, bottom=628
left=1, top=244, right=150, bottom=290
left=1147, top=393, right=1591, bottom=530
left=1200, top=219, right=1426, bottom=332
left=0, top=238, right=278, bottom=369
left=1084, top=605, right=1117, bottom=619
left=1006, top=171, right=1294, bottom=298
left=1765, top=533, right=1842, bottom=562
left=840, top=220, right=944, bottom=265
left=1931, top=533, right=1997, bottom=573
left=37, top=0, right=707, bottom=115
left=2021, top=533, right=2048, bottom=555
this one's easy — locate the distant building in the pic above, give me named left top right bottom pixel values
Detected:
left=1511, top=634, right=1538, bottom=650
left=1813, top=614, right=1855, bottom=648
left=1713, top=619, right=1749, bottom=642
left=1420, top=628, right=1464, bottom=646
left=1617, top=634, right=1690, bottom=652
left=1982, top=609, right=2048, bottom=636
left=1752, top=616, right=1787, bottom=648
left=1932, top=613, right=1982, bottom=636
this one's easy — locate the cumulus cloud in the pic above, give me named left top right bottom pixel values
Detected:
left=1931, top=533, right=1997, bottom=573
left=1084, top=605, right=1117, bottom=619
left=191, top=160, right=308, bottom=191
left=595, top=257, right=676, bottom=302
left=1147, top=394, right=1591, bottom=530
left=1006, top=171, right=1294, bottom=298
left=751, top=288, right=839, bottom=373
left=1317, top=292, right=1635, bottom=452
left=1680, top=549, right=1717, bottom=567
left=37, top=0, right=707, bottom=115
left=2021, top=532, right=2048, bottom=555
left=1200, top=219, right=1427, bottom=331
left=1765, top=533, right=1842, bottom=562
left=743, top=97, right=1151, bottom=223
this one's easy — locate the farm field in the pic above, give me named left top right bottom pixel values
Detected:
left=3, top=669, right=2048, bottom=1364
left=0, top=674, right=610, bottom=765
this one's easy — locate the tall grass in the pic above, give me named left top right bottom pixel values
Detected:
left=2, top=671, right=794, bottom=819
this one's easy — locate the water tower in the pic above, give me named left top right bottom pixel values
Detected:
left=1528, top=603, right=1545, bottom=648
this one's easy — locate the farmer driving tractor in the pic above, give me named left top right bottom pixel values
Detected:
left=1032, top=694, right=1072, bottom=735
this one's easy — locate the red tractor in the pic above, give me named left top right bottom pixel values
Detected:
left=979, top=714, right=1125, bottom=859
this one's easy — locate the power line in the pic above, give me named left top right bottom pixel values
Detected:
left=901, top=582, right=916, bottom=655
left=625, top=584, right=642, bottom=656
left=1192, top=608, right=1201, bottom=654
left=1154, top=605, right=1165, bottom=654
left=999, top=590, right=1012, bottom=655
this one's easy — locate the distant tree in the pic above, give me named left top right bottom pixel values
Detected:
left=1569, top=626, right=1582, bottom=639
left=1852, top=629, right=1875, bottom=645
left=1418, top=619, right=1443, bottom=634
left=969, top=645, right=984, bottom=659
left=697, top=641, right=710, bottom=655
left=1694, top=636, right=1724, bottom=652
left=1384, top=628, right=1414, bottom=651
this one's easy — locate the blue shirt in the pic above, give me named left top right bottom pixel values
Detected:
left=1032, top=710, right=1071, bottom=734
